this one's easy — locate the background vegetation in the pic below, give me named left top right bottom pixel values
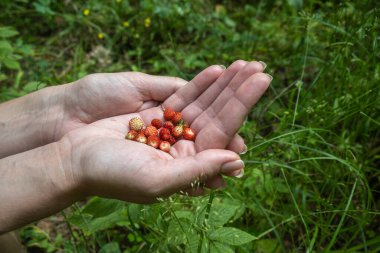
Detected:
left=1, top=0, right=379, bottom=252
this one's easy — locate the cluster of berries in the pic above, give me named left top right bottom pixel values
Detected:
left=125, top=108, right=196, bottom=152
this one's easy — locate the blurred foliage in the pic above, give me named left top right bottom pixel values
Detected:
left=0, top=0, right=379, bottom=252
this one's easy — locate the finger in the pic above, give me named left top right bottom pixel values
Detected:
left=131, top=72, right=188, bottom=102
left=180, top=60, right=247, bottom=123
left=182, top=167, right=243, bottom=196
left=204, top=175, right=226, bottom=189
left=163, top=65, right=225, bottom=111
left=181, top=187, right=205, bottom=197
left=198, top=61, right=265, bottom=117
left=194, top=72, right=272, bottom=151
left=226, top=134, right=246, bottom=154
left=183, top=61, right=264, bottom=123
left=153, top=149, right=242, bottom=196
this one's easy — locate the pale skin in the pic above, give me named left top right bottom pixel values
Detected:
left=0, top=60, right=271, bottom=233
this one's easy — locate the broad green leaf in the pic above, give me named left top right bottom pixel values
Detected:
left=82, top=197, right=124, bottom=218
left=67, top=213, right=92, bottom=231
left=210, top=241, right=234, bottom=253
left=0, top=41, right=13, bottom=53
left=167, top=218, right=192, bottom=246
left=185, top=233, right=200, bottom=253
left=255, top=239, right=281, bottom=253
left=0, top=27, right=19, bottom=38
left=208, top=227, right=257, bottom=246
left=127, top=203, right=143, bottom=223
left=99, top=242, right=121, bottom=253
left=19, top=226, right=56, bottom=252
left=2, top=57, right=20, bottom=69
left=174, top=210, right=194, bottom=221
left=209, top=203, right=239, bottom=227
left=88, top=211, right=126, bottom=233
left=23, top=81, right=47, bottom=93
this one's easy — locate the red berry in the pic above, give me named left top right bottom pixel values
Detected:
left=168, top=136, right=176, bottom=145
left=159, top=128, right=171, bottom=141
left=151, top=118, right=162, bottom=129
left=172, top=125, right=183, bottom=138
left=159, top=141, right=171, bottom=152
left=172, top=112, right=182, bottom=124
left=163, top=121, right=174, bottom=131
left=134, top=133, right=147, bottom=143
left=144, top=125, right=158, bottom=137
left=183, top=127, right=196, bottom=141
left=164, top=108, right=175, bottom=121
left=147, top=136, right=161, bottom=149
left=129, top=117, right=144, bottom=131
left=125, top=130, right=138, bottom=140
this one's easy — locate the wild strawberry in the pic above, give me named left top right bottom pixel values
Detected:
left=183, top=127, right=196, bottom=141
left=172, top=125, right=183, bottom=138
left=164, top=107, right=175, bottom=121
left=147, top=136, right=161, bottom=149
left=134, top=133, right=147, bottom=143
left=172, top=112, right=182, bottom=124
left=163, top=121, right=174, bottom=131
left=151, top=118, right=162, bottom=129
left=159, top=141, right=171, bottom=152
left=159, top=128, right=171, bottom=141
left=125, top=130, right=138, bottom=140
left=168, top=136, right=176, bottom=145
left=144, top=125, right=158, bottom=137
left=129, top=117, right=144, bottom=131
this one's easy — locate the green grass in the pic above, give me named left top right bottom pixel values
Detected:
left=1, top=0, right=379, bottom=252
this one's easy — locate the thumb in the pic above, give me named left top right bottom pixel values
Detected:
left=155, top=149, right=243, bottom=195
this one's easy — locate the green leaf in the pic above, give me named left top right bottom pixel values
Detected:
left=82, top=197, right=124, bottom=218
left=99, top=242, right=121, bottom=253
left=174, top=210, right=194, bottom=221
left=255, top=239, right=281, bottom=253
left=88, top=211, right=126, bottom=233
left=0, top=41, right=13, bottom=53
left=167, top=219, right=192, bottom=246
left=185, top=233, right=200, bottom=253
left=23, top=81, right=47, bottom=93
left=208, top=227, right=257, bottom=246
left=0, top=27, right=19, bottom=38
left=210, top=241, right=234, bottom=253
left=2, top=57, right=20, bottom=69
left=209, top=203, right=239, bottom=227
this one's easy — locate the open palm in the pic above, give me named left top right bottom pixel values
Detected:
left=61, top=61, right=271, bottom=203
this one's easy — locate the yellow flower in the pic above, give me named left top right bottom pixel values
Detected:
left=83, top=9, right=90, bottom=16
left=123, top=21, right=130, bottom=27
left=98, top=33, right=104, bottom=40
left=144, top=17, right=151, bottom=28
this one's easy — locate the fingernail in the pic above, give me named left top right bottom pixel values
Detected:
left=240, top=145, right=248, bottom=155
left=265, top=73, right=273, bottom=82
left=221, top=160, right=245, bottom=174
left=219, top=65, right=226, bottom=70
left=234, top=169, right=245, bottom=178
left=259, top=61, right=267, bottom=70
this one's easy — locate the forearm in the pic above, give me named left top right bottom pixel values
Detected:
left=0, top=141, right=80, bottom=234
left=0, top=86, right=66, bottom=158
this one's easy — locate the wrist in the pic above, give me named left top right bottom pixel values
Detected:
left=55, top=139, right=85, bottom=201
left=0, top=141, right=81, bottom=232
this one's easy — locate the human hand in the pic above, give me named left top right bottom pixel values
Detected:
left=60, top=60, right=271, bottom=202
